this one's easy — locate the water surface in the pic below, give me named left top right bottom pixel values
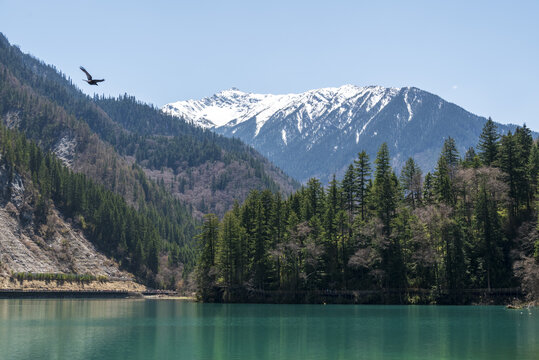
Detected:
left=1, top=299, right=537, bottom=359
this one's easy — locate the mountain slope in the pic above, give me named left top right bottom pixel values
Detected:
left=0, top=32, right=297, bottom=220
left=0, top=125, right=150, bottom=290
left=95, top=95, right=299, bottom=217
left=164, top=86, right=524, bottom=183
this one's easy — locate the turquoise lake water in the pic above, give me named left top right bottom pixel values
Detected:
left=0, top=299, right=538, bottom=359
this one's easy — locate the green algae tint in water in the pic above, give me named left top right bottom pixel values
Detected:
left=0, top=300, right=538, bottom=360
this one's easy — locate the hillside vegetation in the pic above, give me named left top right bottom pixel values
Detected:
left=0, top=33, right=297, bottom=219
left=196, top=120, right=539, bottom=303
left=0, top=124, right=190, bottom=287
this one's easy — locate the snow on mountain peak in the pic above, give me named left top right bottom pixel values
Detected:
left=162, top=85, right=403, bottom=132
left=162, top=84, right=511, bottom=185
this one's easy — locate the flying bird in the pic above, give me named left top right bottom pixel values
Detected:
left=80, top=66, right=105, bottom=85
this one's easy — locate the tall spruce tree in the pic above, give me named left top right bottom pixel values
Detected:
left=342, top=165, right=356, bottom=222
left=515, top=125, right=534, bottom=210
left=499, top=131, right=519, bottom=217
left=474, top=183, right=504, bottom=290
left=442, top=137, right=460, bottom=170
left=373, top=143, right=397, bottom=234
left=354, top=151, right=371, bottom=220
left=477, top=118, right=499, bottom=166
left=196, top=214, right=220, bottom=299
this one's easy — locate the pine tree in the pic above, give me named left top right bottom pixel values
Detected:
left=527, top=144, right=539, bottom=196
left=423, top=172, right=434, bottom=204
left=342, top=165, right=356, bottom=221
left=477, top=117, right=499, bottom=166
left=499, top=131, right=519, bottom=217
left=251, top=193, right=270, bottom=290
left=217, top=211, right=243, bottom=299
left=196, top=214, right=219, bottom=300
left=324, top=174, right=340, bottom=285
left=372, top=144, right=403, bottom=289
left=442, top=137, right=460, bottom=170
left=434, top=155, right=454, bottom=205
left=373, top=143, right=396, bottom=234
left=354, top=151, right=371, bottom=220
left=302, top=178, right=324, bottom=221
left=515, top=125, right=534, bottom=210
left=474, top=183, right=504, bottom=290
left=400, top=157, right=422, bottom=208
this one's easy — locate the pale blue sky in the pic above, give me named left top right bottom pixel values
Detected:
left=1, top=0, right=538, bottom=129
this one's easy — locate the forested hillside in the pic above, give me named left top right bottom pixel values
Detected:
left=196, top=119, right=539, bottom=303
left=0, top=48, right=199, bottom=284
left=0, top=33, right=297, bottom=219
left=96, top=95, right=298, bottom=217
left=0, top=124, right=185, bottom=287
left=0, top=31, right=302, bottom=288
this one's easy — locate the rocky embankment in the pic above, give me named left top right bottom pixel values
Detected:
left=0, top=164, right=145, bottom=293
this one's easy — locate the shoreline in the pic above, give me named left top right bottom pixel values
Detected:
left=0, top=289, right=138, bottom=299
left=0, top=290, right=532, bottom=306
left=0, top=289, right=197, bottom=300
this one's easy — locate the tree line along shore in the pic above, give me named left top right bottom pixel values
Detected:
left=195, top=120, right=539, bottom=304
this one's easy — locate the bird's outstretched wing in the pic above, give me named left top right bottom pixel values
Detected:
left=94, top=79, right=105, bottom=83
left=79, top=66, right=92, bottom=80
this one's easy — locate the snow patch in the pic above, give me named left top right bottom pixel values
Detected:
left=404, top=90, right=413, bottom=122
left=281, top=129, right=287, bottom=146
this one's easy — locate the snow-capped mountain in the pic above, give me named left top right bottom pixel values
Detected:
left=163, top=85, right=399, bottom=132
left=163, top=85, right=518, bottom=183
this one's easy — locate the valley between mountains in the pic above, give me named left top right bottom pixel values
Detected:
left=1, top=32, right=538, bottom=304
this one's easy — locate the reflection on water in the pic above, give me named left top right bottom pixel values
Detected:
left=1, top=300, right=538, bottom=360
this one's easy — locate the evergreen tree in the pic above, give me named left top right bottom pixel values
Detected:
left=196, top=214, right=219, bottom=300
left=477, top=118, right=499, bottom=166
left=217, top=210, right=244, bottom=299
left=373, top=143, right=397, bottom=234
left=499, top=131, right=519, bottom=217
left=434, top=156, right=454, bottom=205
left=515, top=125, right=534, bottom=210
left=400, top=157, right=422, bottom=208
left=354, top=151, right=371, bottom=220
left=324, top=174, right=341, bottom=285
left=342, top=165, right=356, bottom=221
left=474, top=183, right=504, bottom=290
left=442, top=137, right=460, bottom=169
left=423, top=172, right=434, bottom=204
left=527, top=144, right=539, bottom=196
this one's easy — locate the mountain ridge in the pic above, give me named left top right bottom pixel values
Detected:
left=163, top=85, right=529, bottom=183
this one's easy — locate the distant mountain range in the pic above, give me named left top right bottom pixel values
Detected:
left=163, top=86, right=527, bottom=183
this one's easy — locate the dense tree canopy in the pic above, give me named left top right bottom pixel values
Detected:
left=196, top=122, right=539, bottom=303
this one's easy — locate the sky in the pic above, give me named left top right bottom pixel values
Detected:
left=1, top=0, right=538, bottom=129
